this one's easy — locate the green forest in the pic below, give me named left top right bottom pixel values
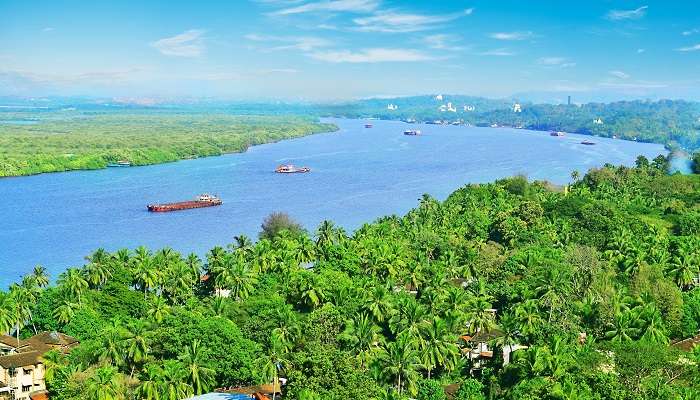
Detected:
left=1, top=157, right=700, bottom=399
left=320, top=97, right=700, bottom=151
left=0, top=113, right=335, bottom=177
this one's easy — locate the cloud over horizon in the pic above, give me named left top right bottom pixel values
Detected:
left=151, top=29, right=206, bottom=57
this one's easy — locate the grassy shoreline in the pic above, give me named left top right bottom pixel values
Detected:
left=0, top=113, right=338, bottom=178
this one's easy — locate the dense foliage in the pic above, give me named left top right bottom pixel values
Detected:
left=320, top=96, right=700, bottom=151
left=1, top=159, right=700, bottom=399
left=0, top=112, right=335, bottom=177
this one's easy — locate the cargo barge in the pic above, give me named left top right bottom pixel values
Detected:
left=147, top=194, right=222, bottom=212
left=275, top=164, right=310, bottom=173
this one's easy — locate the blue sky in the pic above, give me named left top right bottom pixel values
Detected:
left=1, top=0, right=700, bottom=101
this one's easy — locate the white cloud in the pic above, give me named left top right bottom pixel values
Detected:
left=605, top=6, right=648, bottom=21
left=489, top=31, right=534, bottom=41
left=151, top=29, right=205, bottom=57
left=538, top=57, right=576, bottom=68
left=423, top=34, right=466, bottom=51
left=677, top=43, right=700, bottom=52
left=637, top=48, right=646, bottom=53
left=609, top=70, right=630, bottom=79
left=245, top=33, right=332, bottom=51
left=480, top=48, right=516, bottom=56
left=42, top=27, right=54, bottom=32
left=598, top=81, right=667, bottom=89
left=352, top=9, right=473, bottom=33
left=682, top=28, right=699, bottom=36
left=271, top=0, right=379, bottom=15
left=308, top=48, right=435, bottom=63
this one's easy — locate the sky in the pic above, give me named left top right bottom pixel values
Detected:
left=1, top=0, right=700, bottom=102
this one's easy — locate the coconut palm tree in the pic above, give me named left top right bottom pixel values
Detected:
left=227, top=257, right=258, bottom=301
left=146, top=295, right=171, bottom=324
left=159, top=360, right=195, bottom=400
left=124, top=320, right=150, bottom=377
left=255, top=334, right=290, bottom=400
left=32, top=265, right=49, bottom=288
left=56, top=267, right=88, bottom=304
left=0, top=291, right=16, bottom=335
left=605, top=311, right=640, bottom=343
left=85, top=366, right=127, bottom=400
left=418, top=317, right=459, bottom=378
left=85, top=248, right=113, bottom=288
left=133, top=257, right=159, bottom=299
left=179, top=339, right=215, bottom=395
left=53, top=299, right=79, bottom=325
left=339, top=312, right=384, bottom=368
left=363, top=284, right=394, bottom=323
left=668, top=252, right=699, bottom=290
left=376, top=332, right=421, bottom=396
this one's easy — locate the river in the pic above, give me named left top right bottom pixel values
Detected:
left=0, top=118, right=665, bottom=286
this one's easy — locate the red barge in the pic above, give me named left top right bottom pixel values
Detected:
left=147, top=194, right=222, bottom=212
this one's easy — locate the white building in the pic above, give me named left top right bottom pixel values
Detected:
left=435, top=94, right=443, bottom=101
left=0, top=332, right=78, bottom=400
left=513, top=103, right=522, bottom=113
left=387, top=103, right=398, bottom=111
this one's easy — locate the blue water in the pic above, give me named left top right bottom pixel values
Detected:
left=0, top=118, right=665, bottom=286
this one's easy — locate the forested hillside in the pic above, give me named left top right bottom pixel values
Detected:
left=1, top=157, right=699, bottom=399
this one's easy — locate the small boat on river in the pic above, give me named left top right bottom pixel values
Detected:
left=275, top=164, right=311, bottom=174
left=580, top=140, right=596, bottom=145
left=107, top=160, right=131, bottom=167
left=403, top=130, right=421, bottom=136
left=147, top=194, right=222, bottom=212
left=550, top=131, right=566, bottom=137
left=364, top=123, right=373, bottom=128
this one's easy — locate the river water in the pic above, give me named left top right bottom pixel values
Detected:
left=0, top=118, right=665, bottom=286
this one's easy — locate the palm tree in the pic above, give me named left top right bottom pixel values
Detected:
left=363, top=284, right=394, bottom=323
left=271, top=308, right=301, bottom=351
left=418, top=317, right=459, bottom=378
left=668, top=252, right=699, bottom=290
left=124, top=320, right=150, bottom=377
left=185, top=253, right=203, bottom=283
left=85, top=248, right=113, bottom=289
left=53, top=299, right=79, bottom=325
left=339, top=313, right=384, bottom=368
left=146, top=295, right=171, bottom=324
left=388, top=297, right=426, bottom=337
left=465, top=281, right=496, bottom=334
left=605, top=311, right=640, bottom=343
left=493, top=312, right=522, bottom=362
left=98, top=325, right=127, bottom=367
left=32, top=265, right=49, bottom=288
left=179, top=339, right=215, bottom=395
left=0, top=292, right=17, bottom=335
left=377, top=332, right=421, bottom=396
left=160, top=360, right=195, bottom=400
left=133, top=257, right=159, bottom=299
left=535, top=266, right=571, bottom=322
left=255, top=335, right=290, bottom=400
left=85, top=366, right=127, bottom=400
left=227, top=257, right=258, bottom=301
left=514, top=299, right=543, bottom=341
left=57, top=267, right=88, bottom=304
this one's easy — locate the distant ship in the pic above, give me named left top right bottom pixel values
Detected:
left=403, top=130, right=421, bottom=136
left=275, top=164, right=311, bottom=173
left=550, top=131, right=566, bottom=137
left=147, top=194, right=222, bottom=212
left=364, top=123, right=373, bottom=128
left=107, top=160, right=131, bottom=167
left=580, top=140, right=596, bottom=145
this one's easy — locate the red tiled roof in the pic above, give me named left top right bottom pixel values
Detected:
left=672, top=334, right=700, bottom=352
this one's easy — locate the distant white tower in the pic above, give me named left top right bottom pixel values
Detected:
left=513, top=103, right=522, bottom=113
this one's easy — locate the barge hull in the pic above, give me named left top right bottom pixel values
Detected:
left=147, top=200, right=222, bottom=212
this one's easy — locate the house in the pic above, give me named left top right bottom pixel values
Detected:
left=0, top=332, right=78, bottom=400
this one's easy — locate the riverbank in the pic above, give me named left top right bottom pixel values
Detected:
left=0, top=113, right=337, bottom=177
